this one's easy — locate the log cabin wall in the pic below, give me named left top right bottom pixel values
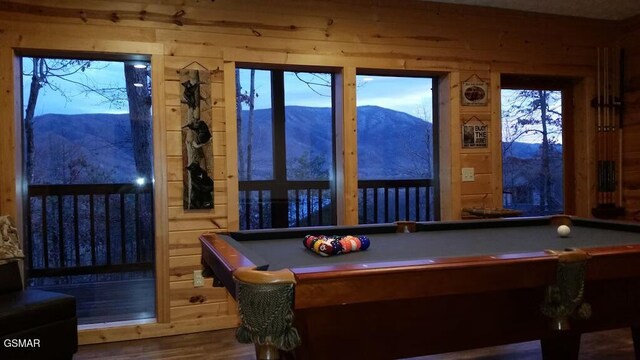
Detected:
left=621, top=16, right=640, bottom=219
left=0, top=0, right=623, bottom=343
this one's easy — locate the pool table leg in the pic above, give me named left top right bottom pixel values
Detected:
left=632, top=326, right=640, bottom=360
left=540, top=332, right=581, bottom=360
left=255, top=344, right=280, bottom=359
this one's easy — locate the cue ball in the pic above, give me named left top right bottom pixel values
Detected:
left=557, top=225, right=571, bottom=237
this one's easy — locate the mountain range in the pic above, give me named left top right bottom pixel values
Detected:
left=30, top=106, right=550, bottom=184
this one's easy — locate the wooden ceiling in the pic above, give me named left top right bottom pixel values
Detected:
left=425, top=0, right=640, bottom=20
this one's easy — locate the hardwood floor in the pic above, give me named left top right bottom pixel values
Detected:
left=36, top=278, right=155, bottom=324
left=76, top=327, right=636, bottom=359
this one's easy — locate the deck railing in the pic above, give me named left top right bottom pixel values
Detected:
left=239, top=178, right=434, bottom=229
left=239, top=180, right=332, bottom=229
left=358, top=179, right=434, bottom=223
left=26, top=183, right=155, bottom=278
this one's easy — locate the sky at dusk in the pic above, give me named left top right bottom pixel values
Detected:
left=236, top=70, right=435, bottom=121
left=22, top=59, right=131, bottom=117
left=22, top=57, right=435, bottom=122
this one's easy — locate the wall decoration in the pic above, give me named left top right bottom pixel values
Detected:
left=180, top=65, right=214, bottom=209
left=461, top=74, right=488, bottom=106
left=462, top=115, right=488, bottom=148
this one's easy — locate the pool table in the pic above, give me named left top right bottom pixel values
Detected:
left=199, top=216, right=640, bottom=360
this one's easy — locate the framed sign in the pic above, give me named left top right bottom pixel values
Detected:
left=462, top=116, right=488, bottom=148
left=461, top=74, right=488, bottom=106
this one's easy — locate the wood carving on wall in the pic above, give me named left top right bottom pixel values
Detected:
left=180, top=68, right=214, bottom=209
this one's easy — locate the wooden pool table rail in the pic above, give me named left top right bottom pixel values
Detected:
left=200, top=232, right=640, bottom=310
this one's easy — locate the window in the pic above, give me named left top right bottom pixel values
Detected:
left=356, top=74, right=438, bottom=223
left=501, top=77, right=573, bottom=216
left=21, top=56, right=155, bottom=324
left=236, top=68, right=336, bottom=229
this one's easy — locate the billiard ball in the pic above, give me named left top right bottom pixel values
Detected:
left=557, top=225, right=571, bottom=238
left=359, top=236, right=370, bottom=250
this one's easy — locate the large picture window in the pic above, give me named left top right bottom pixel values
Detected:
left=236, top=68, right=336, bottom=229
left=21, top=56, right=155, bottom=324
left=356, top=74, right=437, bottom=223
left=501, top=76, right=573, bottom=216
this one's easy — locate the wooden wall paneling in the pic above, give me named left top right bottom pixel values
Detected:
left=169, top=279, right=229, bottom=307
left=169, top=254, right=202, bottom=282
left=170, top=301, right=229, bottom=322
left=152, top=53, right=171, bottom=323
left=167, top=156, right=184, bottom=181
left=223, top=61, right=239, bottom=231
left=0, top=47, right=20, bottom=221
left=460, top=153, right=492, bottom=174
left=621, top=19, right=640, bottom=218
left=461, top=194, right=495, bottom=210
left=438, top=72, right=460, bottom=220
left=573, top=78, right=596, bottom=217
left=458, top=71, right=492, bottom=213
left=169, top=230, right=210, bottom=257
left=2, top=0, right=615, bottom=62
left=0, top=19, right=156, bottom=43
left=167, top=206, right=228, bottom=232
left=4, top=33, right=163, bottom=58
left=335, top=66, right=359, bottom=225
left=78, top=315, right=238, bottom=345
left=225, top=47, right=461, bottom=74
left=490, top=71, right=504, bottom=209
left=461, top=173, right=493, bottom=195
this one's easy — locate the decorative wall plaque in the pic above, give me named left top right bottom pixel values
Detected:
left=462, top=116, right=488, bottom=148
left=461, top=74, right=488, bottom=106
left=180, top=67, right=214, bottom=209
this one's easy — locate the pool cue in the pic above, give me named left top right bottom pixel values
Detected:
left=609, top=48, right=617, bottom=206
left=596, top=47, right=603, bottom=205
left=604, top=47, right=610, bottom=205
left=605, top=47, right=612, bottom=205
left=618, top=49, right=624, bottom=208
left=611, top=48, right=617, bottom=206
left=608, top=48, right=618, bottom=207
left=596, top=47, right=601, bottom=205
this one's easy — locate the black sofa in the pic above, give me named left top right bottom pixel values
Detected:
left=0, top=261, right=77, bottom=360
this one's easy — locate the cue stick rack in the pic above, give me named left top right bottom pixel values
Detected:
left=591, top=47, right=625, bottom=219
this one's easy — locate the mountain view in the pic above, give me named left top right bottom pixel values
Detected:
left=503, top=141, right=562, bottom=159
left=31, top=106, right=548, bottom=185
left=237, top=105, right=434, bottom=180
left=31, top=113, right=135, bottom=184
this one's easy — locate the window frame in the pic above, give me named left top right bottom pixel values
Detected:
left=355, top=70, right=441, bottom=222
left=236, top=66, right=338, bottom=229
left=500, top=75, right=575, bottom=215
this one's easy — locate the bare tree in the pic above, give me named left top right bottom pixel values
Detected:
left=23, top=58, right=152, bottom=181
left=236, top=69, right=257, bottom=180
left=124, top=63, right=152, bottom=178
left=24, top=59, right=92, bottom=181
left=235, top=69, right=245, bottom=179
left=502, top=90, right=563, bottom=213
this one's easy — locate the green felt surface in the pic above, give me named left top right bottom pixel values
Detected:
left=225, top=218, right=640, bottom=271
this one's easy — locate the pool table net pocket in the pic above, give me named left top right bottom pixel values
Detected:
left=541, top=249, right=592, bottom=331
left=234, top=270, right=301, bottom=352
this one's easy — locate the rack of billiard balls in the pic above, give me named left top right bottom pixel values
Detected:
left=303, top=235, right=371, bottom=256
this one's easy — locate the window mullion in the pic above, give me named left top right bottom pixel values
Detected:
left=270, top=70, right=288, bottom=228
